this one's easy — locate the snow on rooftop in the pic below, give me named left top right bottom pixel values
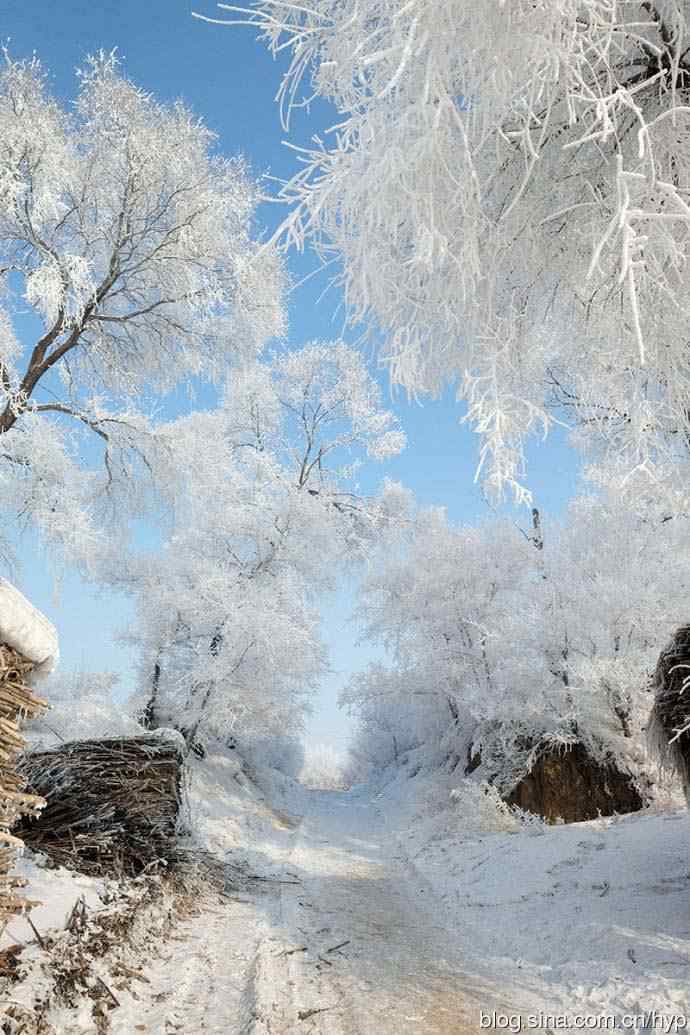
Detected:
left=0, top=578, right=59, bottom=678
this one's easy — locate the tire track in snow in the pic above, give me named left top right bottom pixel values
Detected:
left=110, top=784, right=511, bottom=1034
left=252, top=788, right=504, bottom=1034
left=110, top=896, right=272, bottom=1034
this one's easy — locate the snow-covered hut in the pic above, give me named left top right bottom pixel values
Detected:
left=0, top=578, right=58, bottom=935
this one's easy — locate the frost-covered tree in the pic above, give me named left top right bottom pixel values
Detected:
left=0, top=50, right=284, bottom=564
left=122, top=342, right=405, bottom=745
left=299, top=742, right=348, bottom=788
left=25, top=668, right=144, bottom=749
left=343, top=662, right=448, bottom=774
left=202, top=1, right=690, bottom=503
left=345, top=491, right=690, bottom=788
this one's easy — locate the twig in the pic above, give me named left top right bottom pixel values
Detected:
left=298, top=1006, right=336, bottom=1021
left=277, top=945, right=307, bottom=957
left=326, top=939, right=350, bottom=954
left=25, top=915, right=45, bottom=949
left=66, top=895, right=88, bottom=935
left=115, top=962, right=151, bottom=984
left=96, top=975, right=120, bottom=1008
left=248, top=877, right=302, bottom=885
left=317, top=955, right=333, bottom=966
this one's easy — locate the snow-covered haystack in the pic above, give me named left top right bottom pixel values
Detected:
left=467, top=720, right=647, bottom=824
left=504, top=739, right=643, bottom=823
left=0, top=579, right=57, bottom=939
left=648, top=625, right=690, bottom=796
left=16, top=733, right=185, bottom=876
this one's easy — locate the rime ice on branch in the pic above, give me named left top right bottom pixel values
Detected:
left=0, top=50, right=284, bottom=567
left=211, top=0, right=690, bottom=505
left=0, top=578, right=57, bottom=936
left=128, top=342, right=406, bottom=746
left=343, top=488, right=690, bottom=797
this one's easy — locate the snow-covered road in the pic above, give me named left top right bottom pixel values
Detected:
left=258, top=785, right=502, bottom=1034
left=114, top=782, right=505, bottom=1034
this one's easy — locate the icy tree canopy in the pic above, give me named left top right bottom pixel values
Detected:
left=210, top=1, right=690, bottom=503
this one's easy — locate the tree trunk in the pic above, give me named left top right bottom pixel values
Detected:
left=141, top=658, right=161, bottom=730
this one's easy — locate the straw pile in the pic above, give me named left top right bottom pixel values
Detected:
left=16, top=735, right=184, bottom=876
left=0, top=643, right=49, bottom=935
left=505, top=740, right=643, bottom=822
left=649, top=624, right=690, bottom=796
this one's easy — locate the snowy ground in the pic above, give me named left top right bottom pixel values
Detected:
left=373, top=767, right=690, bottom=1030
left=108, top=752, right=502, bottom=1034
left=3, top=751, right=690, bottom=1033
left=0, top=855, right=106, bottom=954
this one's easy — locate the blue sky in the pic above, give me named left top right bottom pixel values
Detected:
left=2, top=1, right=583, bottom=750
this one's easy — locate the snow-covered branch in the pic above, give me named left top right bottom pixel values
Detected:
left=0, top=49, right=285, bottom=565
left=211, top=0, right=690, bottom=502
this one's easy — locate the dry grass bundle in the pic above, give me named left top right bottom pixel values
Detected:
left=16, top=736, right=184, bottom=876
left=505, top=741, right=644, bottom=823
left=0, top=644, right=48, bottom=937
left=649, top=625, right=690, bottom=796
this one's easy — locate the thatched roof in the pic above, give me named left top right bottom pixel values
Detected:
left=0, top=579, right=58, bottom=679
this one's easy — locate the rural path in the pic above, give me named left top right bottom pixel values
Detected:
left=114, top=785, right=508, bottom=1034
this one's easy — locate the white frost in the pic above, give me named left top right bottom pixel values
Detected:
left=0, top=577, right=59, bottom=678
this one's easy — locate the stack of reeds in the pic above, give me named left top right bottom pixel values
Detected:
left=0, top=643, right=49, bottom=935
left=17, top=735, right=184, bottom=876
left=649, top=624, right=690, bottom=796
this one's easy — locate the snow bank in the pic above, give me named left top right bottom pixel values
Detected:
left=376, top=765, right=690, bottom=1022
left=0, top=578, right=58, bottom=677
left=186, top=745, right=304, bottom=869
